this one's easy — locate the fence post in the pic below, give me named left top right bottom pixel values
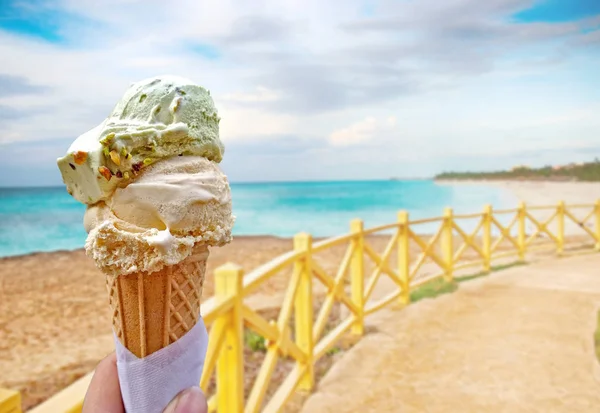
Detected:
left=442, top=207, right=454, bottom=282
left=350, top=219, right=364, bottom=336
left=215, top=263, right=245, bottom=413
left=294, top=232, right=314, bottom=391
left=0, top=388, right=21, bottom=413
left=398, top=211, right=411, bottom=305
left=557, top=200, right=565, bottom=255
left=518, top=201, right=526, bottom=261
left=596, top=200, right=600, bottom=251
left=482, top=204, right=492, bottom=272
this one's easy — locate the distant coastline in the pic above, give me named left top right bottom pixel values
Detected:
left=436, top=176, right=579, bottom=184
left=434, top=159, right=600, bottom=182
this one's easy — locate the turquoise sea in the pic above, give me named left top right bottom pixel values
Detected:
left=0, top=180, right=517, bottom=258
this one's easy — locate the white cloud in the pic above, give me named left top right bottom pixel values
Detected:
left=329, top=116, right=397, bottom=146
left=218, top=104, right=298, bottom=142
left=222, top=87, right=281, bottom=104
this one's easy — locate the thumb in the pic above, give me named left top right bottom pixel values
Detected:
left=163, top=387, right=207, bottom=413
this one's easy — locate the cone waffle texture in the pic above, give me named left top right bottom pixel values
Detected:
left=106, top=244, right=209, bottom=358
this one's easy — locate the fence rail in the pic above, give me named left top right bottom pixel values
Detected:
left=3, top=200, right=600, bottom=413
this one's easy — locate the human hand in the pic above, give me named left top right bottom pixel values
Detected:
left=82, top=352, right=208, bottom=413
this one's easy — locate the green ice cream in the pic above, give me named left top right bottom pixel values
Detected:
left=57, top=75, right=224, bottom=204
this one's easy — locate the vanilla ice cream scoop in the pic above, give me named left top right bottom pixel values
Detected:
left=108, top=156, right=231, bottom=234
left=83, top=156, right=233, bottom=276
left=57, top=75, right=223, bottom=204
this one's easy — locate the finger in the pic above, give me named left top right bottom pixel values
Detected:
left=163, top=387, right=208, bottom=413
left=82, top=352, right=124, bottom=413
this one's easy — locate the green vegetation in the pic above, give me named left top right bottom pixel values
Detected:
left=410, top=277, right=458, bottom=303
left=456, top=262, right=526, bottom=283
left=245, top=329, right=267, bottom=352
left=410, top=261, right=526, bottom=303
left=490, top=261, right=526, bottom=272
left=326, top=346, right=342, bottom=356
left=435, top=159, right=600, bottom=182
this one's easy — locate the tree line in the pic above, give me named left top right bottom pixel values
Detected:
left=435, top=158, right=600, bottom=182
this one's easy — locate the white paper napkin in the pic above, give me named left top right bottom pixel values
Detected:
left=114, top=317, right=208, bottom=413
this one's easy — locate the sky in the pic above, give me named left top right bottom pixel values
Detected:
left=0, top=0, right=599, bottom=186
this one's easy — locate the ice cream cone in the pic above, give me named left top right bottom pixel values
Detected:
left=57, top=76, right=233, bottom=411
left=106, top=244, right=209, bottom=357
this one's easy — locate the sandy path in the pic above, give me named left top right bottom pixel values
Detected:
left=302, top=254, right=600, bottom=413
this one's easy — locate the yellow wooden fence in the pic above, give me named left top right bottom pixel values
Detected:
left=2, top=200, right=600, bottom=413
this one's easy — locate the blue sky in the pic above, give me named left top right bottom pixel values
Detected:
left=514, top=0, right=600, bottom=22
left=0, top=0, right=599, bottom=186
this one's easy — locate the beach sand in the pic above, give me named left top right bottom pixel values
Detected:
left=437, top=179, right=600, bottom=206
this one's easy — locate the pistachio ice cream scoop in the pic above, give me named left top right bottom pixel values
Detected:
left=57, top=75, right=223, bottom=205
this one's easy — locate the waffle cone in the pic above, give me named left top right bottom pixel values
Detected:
left=106, top=244, right=209, bottom=357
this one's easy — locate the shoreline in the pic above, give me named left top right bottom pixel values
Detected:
left=432, top=178, right=600, bottom=185
left=434, top=177, right=586, bottom=183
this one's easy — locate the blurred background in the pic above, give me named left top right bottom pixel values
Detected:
left=1, top=0, right=599, bottom=411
